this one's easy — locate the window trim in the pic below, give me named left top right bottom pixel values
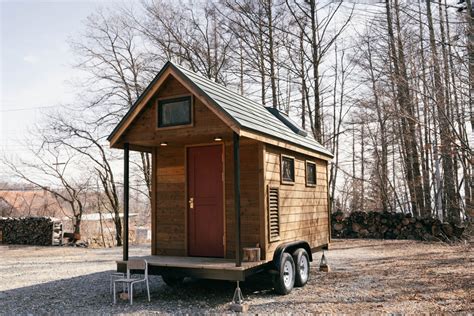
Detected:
left=156, top=95, right=193, bottom=129
left=280, top=154, right=295, bottom=185
left=305, top=160, right=317, bottom=187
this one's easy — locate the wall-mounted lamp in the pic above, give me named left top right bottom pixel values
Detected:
left=160, top=142, right=168, bottom=146
left=214, top=137, right=223, bottom=142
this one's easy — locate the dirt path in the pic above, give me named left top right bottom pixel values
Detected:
left=0, top=239, right=472, bottom=314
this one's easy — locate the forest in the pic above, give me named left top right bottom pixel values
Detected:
left=2, top=0, right=472, bottom=245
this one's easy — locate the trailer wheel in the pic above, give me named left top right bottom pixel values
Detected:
left=272, top=252, right=295, bottom=295
left=293, top=248, right=310, bottom=287
left=161, top=275, right=184, bottom=287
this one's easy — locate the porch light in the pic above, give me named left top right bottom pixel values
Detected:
left=160, top=142, right=168, bottom=146
left=214, top=136, right=223, bottom=142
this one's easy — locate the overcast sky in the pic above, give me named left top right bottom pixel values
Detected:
left=0, top=0, right=123, bottom=180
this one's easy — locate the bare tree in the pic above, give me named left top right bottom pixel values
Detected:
left=43, top=113, right=124, bottom=246
left=3, top=142, right=88, bottom=240
left=70, top=8, right=153, bottom=204
left=285, top=0, right=354, bottom=142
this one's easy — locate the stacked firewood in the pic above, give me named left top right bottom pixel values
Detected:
left=331, top=211, right=465, bottom=242
left=0, top=217, right=63, bottom=246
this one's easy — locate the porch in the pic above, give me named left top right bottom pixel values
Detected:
left=117, top=255, right=271, bottom=281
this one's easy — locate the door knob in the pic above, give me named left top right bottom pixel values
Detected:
left=189, top=197, right=194, bottom=209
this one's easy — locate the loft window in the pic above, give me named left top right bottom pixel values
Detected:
left=158, top=96, right=192, bottom=128
left=281, top=155, right=295, bottom=184
left=306, top=161, right=317, bottom=186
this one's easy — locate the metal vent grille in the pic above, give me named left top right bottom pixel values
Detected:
left=268, top=187, right=280, bottom=242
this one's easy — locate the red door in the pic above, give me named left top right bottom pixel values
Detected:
left=187, top=145, right=224, bottom=257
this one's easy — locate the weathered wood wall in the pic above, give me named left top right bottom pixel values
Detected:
left=264, top=145, right=329, bottom=260
left=153, top=139, right=260, bottom=257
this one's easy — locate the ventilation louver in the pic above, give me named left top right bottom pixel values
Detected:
left=268, top=186, right=280, bottom=241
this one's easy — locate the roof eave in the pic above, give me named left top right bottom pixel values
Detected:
left=107, top=61, right=173, bottom=143
left=107, top=62, right=242, bottom=147
left=240, top=129, right=333, bottom=161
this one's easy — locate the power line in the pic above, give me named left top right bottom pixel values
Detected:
left=0, top=105, right=61, bottom=113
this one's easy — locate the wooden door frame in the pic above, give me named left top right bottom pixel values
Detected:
left=184, top=142, right=226, bottom=257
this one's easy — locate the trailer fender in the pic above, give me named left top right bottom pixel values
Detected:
left=272, top=241, right=313, bottom=271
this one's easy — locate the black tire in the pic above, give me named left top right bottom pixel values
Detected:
left=272, top=252, right=295, bottom=295
left=293, top=248, right=310, bottom=287
left=161, top=275, right=184, bottom=287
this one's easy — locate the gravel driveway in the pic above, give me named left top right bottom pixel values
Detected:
left=0, top=239, right=472, bottom=314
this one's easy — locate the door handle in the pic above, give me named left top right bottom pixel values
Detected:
left=189, top=197, right=194, bottom=209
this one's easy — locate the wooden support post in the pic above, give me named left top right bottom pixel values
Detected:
left=123, top=142, right=129, bottom=262
left=233, top=132, right=242, bottom=267
left=151, top=147, right=157, bottom=255
left=327, top=162, right=332, bottom=245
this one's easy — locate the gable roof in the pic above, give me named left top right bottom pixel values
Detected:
left=108, top=61, right=333, bottom=158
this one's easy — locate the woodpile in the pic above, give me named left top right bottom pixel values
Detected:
left=0, top=217, right=63, bottom=246
left=331, top=211, right=466, bottom=242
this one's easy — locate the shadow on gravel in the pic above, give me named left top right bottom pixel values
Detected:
left=0, top=270, right=276, bottom=314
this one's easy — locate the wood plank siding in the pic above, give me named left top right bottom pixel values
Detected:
left=264, top=145, right=329, bottom=260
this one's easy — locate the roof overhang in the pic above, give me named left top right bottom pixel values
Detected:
left=240, top=129, right=333, bottom=161
left=107, top=62, right=333, bottom=160
left=108, top=62, right=241, bottom=149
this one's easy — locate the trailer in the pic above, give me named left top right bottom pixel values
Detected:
left=108, top=61, right=333, bottom=296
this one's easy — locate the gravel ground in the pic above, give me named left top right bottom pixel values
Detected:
left=0, top=239, right=472, bottom=314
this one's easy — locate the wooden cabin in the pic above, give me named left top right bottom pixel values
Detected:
left=108, top=61, right=333, bottom=294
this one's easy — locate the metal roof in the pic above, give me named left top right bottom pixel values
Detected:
left=108, top=61, right=333, bottom=158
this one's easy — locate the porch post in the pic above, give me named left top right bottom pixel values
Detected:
left=233, top=132, right=242, bottom=267
left=123, top=142, right=129, bottom=262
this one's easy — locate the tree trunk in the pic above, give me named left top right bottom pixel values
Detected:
left=385, top=0, right=425, bottom=216
left=265, top=0, right=278, bottom=109
left=426, top=0, right=460, bottom=224
left=417, top=1, right=433, bottom=216
left=366, top=40, right=389, bottom=212
left=309, top=0, right=322, bottom=142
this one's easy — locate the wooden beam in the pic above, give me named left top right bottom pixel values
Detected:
left=233, top=132, right=242, bottom=267
left=123, top=143, right=130, bottom=261
left=258, top=142, right=267, bottom=260
left=151, top=147, right=157, bottom=255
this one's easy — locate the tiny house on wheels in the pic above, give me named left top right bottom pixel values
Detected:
left=108, top=61, right=333, bottom=296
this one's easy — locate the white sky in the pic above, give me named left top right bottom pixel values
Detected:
left=0, top=0, right=123, bottom=181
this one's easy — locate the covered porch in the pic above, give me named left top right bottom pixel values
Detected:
left=119, top=131, right=262, bottom=276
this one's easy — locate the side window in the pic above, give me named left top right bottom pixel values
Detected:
left=281, top=155, right=295, bottom=184
left=306, top=161, right=317, bottom=186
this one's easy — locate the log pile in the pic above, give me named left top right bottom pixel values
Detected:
left=0, top=217, right=63, bottom=246
left=331, top=211, right=466, bottom=242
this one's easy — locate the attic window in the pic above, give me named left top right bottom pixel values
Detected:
left=281, top=155, right=295, bottom=184
left=306, top=161, right=317, bottom=187
left=158, top=96, right=192, bottom=128
left=268, top=186, right=280, bottom=242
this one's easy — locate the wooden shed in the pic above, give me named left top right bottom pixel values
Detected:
left=109, top=61, right=333, bottom=294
